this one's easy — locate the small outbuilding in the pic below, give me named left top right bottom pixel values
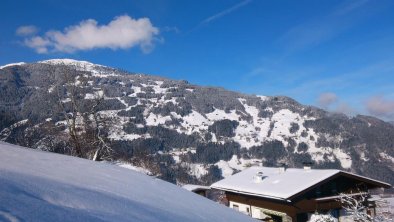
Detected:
left=182, top=184, right=211, bottom=197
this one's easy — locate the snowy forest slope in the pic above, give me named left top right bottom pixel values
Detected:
left=0, top=59, right=393, bottom=185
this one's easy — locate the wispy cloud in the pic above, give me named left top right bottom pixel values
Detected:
left=200, top=0, right=252, bottom=25
left=283, top=58, right=394, bottom=98
left=162, top=26, right=180, bottom=34
left=335, top=103, right=355, bottom=116
left=333, top=0, right=369, bottom=16
left=278, top=0, right=370, bottom=53
left=318, top=92, right=338, bottom=109
left=366, top=96, right=394, bottom=120
left=316, top=92, right=355, bottom=115
left=241, top=56, right=394, bottom=120
left=16, top=25, right=38, bottom=36
left=22, top=15, right=160, bottom=54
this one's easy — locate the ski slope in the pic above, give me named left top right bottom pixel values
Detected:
left=0, top=142, right=255, bottom=222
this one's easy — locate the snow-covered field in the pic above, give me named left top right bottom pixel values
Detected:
left=0, top=142, right=255, bottom=222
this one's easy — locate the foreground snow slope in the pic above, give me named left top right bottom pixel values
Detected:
left=0, top=142, right=255, bottom=222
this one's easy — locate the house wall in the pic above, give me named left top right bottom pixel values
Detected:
left=227, top=192, right=378, bottom=222
left=294, top=199, right=342, bottom=212
left=226, top=192, right=297, bottom=221
left=226, top=192, right=353, bottom=222
left=229, top=201, right=251, bottom=216
left=229, top=200, right=292, bottom=221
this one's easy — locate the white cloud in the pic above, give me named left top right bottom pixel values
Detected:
left=366, top=96, right=394, bottom=120
left=318, top=92, right=338, bottom=109
left=24, top=36, right=51, bottom=54
left=16, top=25, right=38, bottom=36
left=23, top=15, right=160, bottom=54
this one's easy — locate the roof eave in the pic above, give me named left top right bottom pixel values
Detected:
left=210, top=186, right=291, bottom=202
left=338, top=171, right=392, bottom=188
left=287, top=171, right=392, bottom=201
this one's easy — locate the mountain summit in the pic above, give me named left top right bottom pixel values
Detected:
left=0, top=59, right=393, bottom=185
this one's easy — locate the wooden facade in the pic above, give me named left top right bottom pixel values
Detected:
left=226, top=192, right=344, bottom=221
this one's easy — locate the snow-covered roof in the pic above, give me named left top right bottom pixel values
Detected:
left=182, top=184, right=210, bottom=192
left=211, top=166, right=391, bottom=201
left=0, top=142, right=255, bottom=222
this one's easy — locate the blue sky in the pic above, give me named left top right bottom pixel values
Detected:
left=1, top=0, right=394, bottom=121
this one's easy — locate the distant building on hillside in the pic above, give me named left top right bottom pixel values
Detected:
left=211, top=166, right=391, bottom=222
left=182, top=184, right=211, bottom=197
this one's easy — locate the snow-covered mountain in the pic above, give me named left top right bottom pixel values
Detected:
left=0, top=142, right=255, bottom=222
left=0, top=59, right=393, bottom=185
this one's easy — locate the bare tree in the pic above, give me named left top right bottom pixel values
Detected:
left=55, top=66, right=113, bottom=160
left=83, top=92, right=114, bottom=161
left=338, top=191, right=372, bottom=222
left=337, top=191, right=393, bottom=222
left=56, top=69, right=83, bottom=157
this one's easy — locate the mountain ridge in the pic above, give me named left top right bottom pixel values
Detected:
left=1, top=59, right=393, bottom=185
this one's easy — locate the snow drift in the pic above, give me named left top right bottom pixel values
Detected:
left=0, top=142, right=254, bottom=222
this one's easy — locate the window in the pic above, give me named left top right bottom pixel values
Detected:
left=246, top=207, right=251, bottom=216
left=233, top=204, right=239, bottom=211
